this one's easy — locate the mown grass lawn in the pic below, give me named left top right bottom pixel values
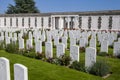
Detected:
left=0, top=50, right=103, bottom=80
left=0, top=48, right=120, bottom=80
left=0, top=37, right=120, bottom=80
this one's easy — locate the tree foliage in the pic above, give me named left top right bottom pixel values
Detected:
left=6, top=0, right=39, bottom=14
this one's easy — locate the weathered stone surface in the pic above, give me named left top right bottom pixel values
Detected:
left=45, top=42, right=53, bottom=58
left=0, top=57, right=10, bottom=80
left=100, top=40, right=108, bottom=53
left=35, top=40, right=42, bottom=53
left=56, top=43, right=65, bottom=57
left=70, top=45, right=79, bottom=62
left=113, top=42, right=120, bottom=56
left=14, top=64, right=28, bottom=80
left=62, top=37, right=67, bottom=48
left=19, top=38, right=24, bottom=49
left=85, top=47, right=96, bottom=68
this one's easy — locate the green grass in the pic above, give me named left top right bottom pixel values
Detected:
left=0, top=37, right=120, bottom=80
left=0, top=47, right=120, bottom=80
left=0, top=50, right=102, bottom=80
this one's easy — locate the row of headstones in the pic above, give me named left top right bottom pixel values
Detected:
left=6, top=31, right=96, bottom=69
left=0, top=29, right=120, bottom=57
left=45, top=41, right=96, bottom=68
left=1, top=29, right=120, bottom=74
left=0, top=28, right=119, bottom=51
left=0, top=28, right=120, bottom=54
left=0, top=29, right=118, bottom=43
left=25, top=38, right=96, bottom=68
left=0, top=57, right=28, bottom=80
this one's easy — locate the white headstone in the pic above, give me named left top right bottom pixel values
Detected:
left=1, top=32, right=4, bottom=36
left=14, top=64, right=28, bottom=80
left=100, top=40, right=108, bottom=53
left=28, top=32, right=33, bottom=39
left=63, top=30, right=68, bottom=37
left=35, top=40, right=42, bottom=53
left=9, top=32, right=12, bottom=38
left=70, top=45, right=79, bottom=62
left=41, top=31, right=46, bottom=42
left=89, top=37, right=96, bottom=48
left=54, top=36, right=59, bottom=46
left=118, top=38, right=120, bottom=42
left=47, top=33, right=52, bottom=42
left=70, top=38, right=76, bottom=47
left=45, top=42, right=53, bottom=58
left=56, top=43, right=65, bottom=57
left=85, top=47, right=96, bottom=68
left=6, top=37, right=10, bottom=45
left=14, top=33, right=17, bottom=38
left=19, top=38, right=24, bottom=49
left=26, top=39, right=33, bottom=49
left=62, top=37, right=67, bottom=48
left=108, top=34, right=114, bottom=46
left=34, top=35, right=39, bottom=43
left=0, top=57, right=10, bottom=80
left=79, top=38, right=86, bottom=48
left=5, top=32, right=8, bottom=38
left=113, top=42, right=120, bottom=56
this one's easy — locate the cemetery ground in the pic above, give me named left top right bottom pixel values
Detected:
left=1, top=29, right=120, bottom=80
left=0, top=40, right=120, bottom=80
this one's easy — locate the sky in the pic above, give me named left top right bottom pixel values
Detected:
left=0, top=0, right=120, bottom=14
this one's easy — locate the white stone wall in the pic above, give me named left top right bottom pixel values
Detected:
left=43, top=17, right=49, bottom=29
left=0, top=17, right=4, bottom=27
left=6, top=17, right=10, bottom=27
left=52, top=17, right=55, bottom=29
left=101, top=16, right=109, bottom=30
left=24, top=17, right=29, bottom=28
left=91, top=16, right=98, bottom=30
left=12, top=17, right=16, bottom=28
left=18, top=17, right=23, bottom=28
left=112, top=16, right=120, bottom=30
left=37, top=17, right=42, bottom=28
left=0, top=14, right=120, bottom=30
left=30, top=17, right=35, bottom=28
left=81, top=16, right=88, bottom=29
left=73, top=17, right=79, bottom=29
left=59, top=17, right=64, bottom=29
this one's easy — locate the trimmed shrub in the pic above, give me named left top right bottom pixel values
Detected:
left=23, top=51, right=37, bottom=58
left=98, top=52, right=108, bottom=56
left=25, top=46, right=35, bottom=52
left=35, top=53, right=45, bottom=60
left=17, top=50, right=25, bottom=54
left=89, top=60, right=110, bottom=77
left=46, top=58, right=55, bottom=64
left=69, top=61, right=86, bottom=72
left=57, top=55, right=71, bottom=66
left=5, top=42, right=18, bottom=53
left=80, top=47, right=85, bottom=53
left=0, top=41, right=5, bottom=50
left=46, top=58, right=63, bottom=65
left=52, top=58, right=61, bottom=65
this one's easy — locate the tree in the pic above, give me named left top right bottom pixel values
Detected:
left=6, top=0, right=39, bottom=14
